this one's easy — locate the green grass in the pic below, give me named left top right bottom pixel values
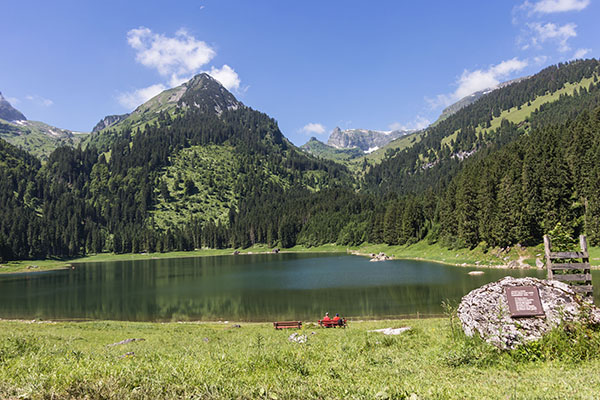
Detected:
left=353, top=241, right=541, bottom=267
left=0, top=244, right=353, bottom=274
left=1, top=318, right=599, bottom=399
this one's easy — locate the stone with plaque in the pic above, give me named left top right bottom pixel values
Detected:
left=457, top=276, right=600, bottom=349
left=505, top=286, right=545, bottom=317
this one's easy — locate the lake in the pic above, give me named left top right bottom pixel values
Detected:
left=0, top=253, right=594, bottom=322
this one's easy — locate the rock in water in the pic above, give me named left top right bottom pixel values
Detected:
left=457, top=276, right=600, bottom=349
left=370, top=252, right=391, bottom=262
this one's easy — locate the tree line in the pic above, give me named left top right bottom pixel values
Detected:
left=1, top=60, right=600, bottom=261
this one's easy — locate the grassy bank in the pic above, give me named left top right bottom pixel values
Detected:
left=1, top=318, right=599, bottom=399
left=3, top=240, right=600, bottom=275
left=0, top=244, right=352, bottom=274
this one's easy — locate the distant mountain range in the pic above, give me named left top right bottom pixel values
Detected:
left=0, top=92, right=87, bottom=159
left=0, top=72, right=532, bottom=163
left=327, top=127, right=411, bottom=152
left=300, top=127, right=412, bottom=164
left=299, top=78, right=530, bottom=162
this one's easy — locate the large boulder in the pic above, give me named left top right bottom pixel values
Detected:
left=458, top=276, right=599, bottom=349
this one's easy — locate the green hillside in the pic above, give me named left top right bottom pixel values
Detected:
left=0, top=119, right=88, bottom=160
left=3, top=60, right=600, bottom=262
left=151, top=145, right=240, bottom=229
left=300, top=137, right=364, bottom=162
left=365, top=62, right=599, bottom=170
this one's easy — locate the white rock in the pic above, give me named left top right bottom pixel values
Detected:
left=458, top=276, right=600, bottom=349
left=368, top=327, right=411, bottom=335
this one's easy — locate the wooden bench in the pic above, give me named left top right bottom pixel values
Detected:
left=273, top=321, right=302, bottom=330
left=319, top=318, right=347, bottom=328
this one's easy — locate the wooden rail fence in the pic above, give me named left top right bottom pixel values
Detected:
left=543, top=234, right=593, bottom=298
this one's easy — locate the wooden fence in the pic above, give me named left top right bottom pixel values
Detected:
left=543, top=234, right=593, bottom=298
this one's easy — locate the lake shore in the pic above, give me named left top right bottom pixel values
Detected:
left=2, top=240, right=599, bottom=274
left=1, top=317, right=599, bottom=399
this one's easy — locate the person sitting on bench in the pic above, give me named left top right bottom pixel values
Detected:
left=322, top=312, right=331, bottom=323
left=332, top=313, right=341, bottom=325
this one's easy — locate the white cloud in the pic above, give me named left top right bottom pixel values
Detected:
left=532, top=0, right=590, bottom=13
left=120, top=27, right=245, bottom=109
left=389, top=116, right=430, bottom=131
left=428, top=58, right=529, bottom=108
left=207, top=65, right=241, bottom=91
left=127, top=27, right=216, bottom=85
left=300, top=123, right=326, bottom=136
left=527, top=22, right=577, bottom=52
left=572, top=48, right=591, bottom=59
left=533, top=55, right=549, bottom=65
left=117, top=83, right=167, bottom=110
left=25, top=95, right=53, bottom=107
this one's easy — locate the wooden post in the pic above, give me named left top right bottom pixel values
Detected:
left=543, top=235, right=553, bottom=280
left=579, top=235, right=593, bottom=297
left=579, top=234, right=588, bottom=254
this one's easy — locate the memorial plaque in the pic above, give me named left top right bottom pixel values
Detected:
left=505, top=286, right=545, bottom=317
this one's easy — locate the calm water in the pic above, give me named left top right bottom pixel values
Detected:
left=1, top=253, right=594, bottom=322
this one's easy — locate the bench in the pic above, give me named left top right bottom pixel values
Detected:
left=319, top=318, right=347, bottom=328
left=273, top=321, right=302, bottom=330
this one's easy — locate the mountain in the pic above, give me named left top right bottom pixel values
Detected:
left=434, top=77, right=530, bottom=125
left=364, top=59, right=600, bottom=194
left=362, top=59, right=600, bottom=201
left=327, top=127, right=411, bottom=152
left=0, top=94, right=88, bottom=160
left=0, top=92, right=27, bottom=121
left=300, top=136, right=364, bottom=162
left=0, top=72, right=353, bottom=260
left=3, top=59, right=600, bottom=263
left=85, top=73, right=245, bottom=151
left=92, top=113, right=129, bottom=132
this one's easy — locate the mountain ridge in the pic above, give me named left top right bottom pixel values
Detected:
left=0, top=92, right=27, bottom=122
left=0, top=94, right=88, bottom=160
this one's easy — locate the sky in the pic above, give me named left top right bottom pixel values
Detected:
left=1, top=0, right=598, bottom=145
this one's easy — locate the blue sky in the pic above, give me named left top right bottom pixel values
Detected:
left=1, top=0, right=597, bottom=145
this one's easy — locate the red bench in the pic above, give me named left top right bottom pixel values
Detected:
left=273, top=321, right=302, bottom=330
left=319, top=318, right=347, bottom=328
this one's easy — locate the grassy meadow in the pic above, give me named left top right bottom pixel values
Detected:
left=1, top=318, right=600, bottom=399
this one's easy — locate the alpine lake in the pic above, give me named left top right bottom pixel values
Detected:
left=1, top=253, right=597, bottom=322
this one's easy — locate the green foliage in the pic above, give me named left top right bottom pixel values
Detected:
left=511, top=319, right=600, bottom=363
left=547, top=222, right=578, bottom=251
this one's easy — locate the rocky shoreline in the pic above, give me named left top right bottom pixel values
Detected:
left=347, top=249, right=550, bottom=270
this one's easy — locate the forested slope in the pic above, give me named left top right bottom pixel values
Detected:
left=0, top=75, right=352, bottom=260
left=2, top=61, right=600, bottom=262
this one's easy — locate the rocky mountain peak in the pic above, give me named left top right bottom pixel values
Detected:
left=179, top=73, right=243, bottom=115
left=327, top=127, right=410, bottom=152
left=92, top=114, right=130, bottom=132
left=0, top=92, right=27, bottom=121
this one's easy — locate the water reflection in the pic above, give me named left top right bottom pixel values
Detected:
left=1, top=253, right=593, bottom=321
